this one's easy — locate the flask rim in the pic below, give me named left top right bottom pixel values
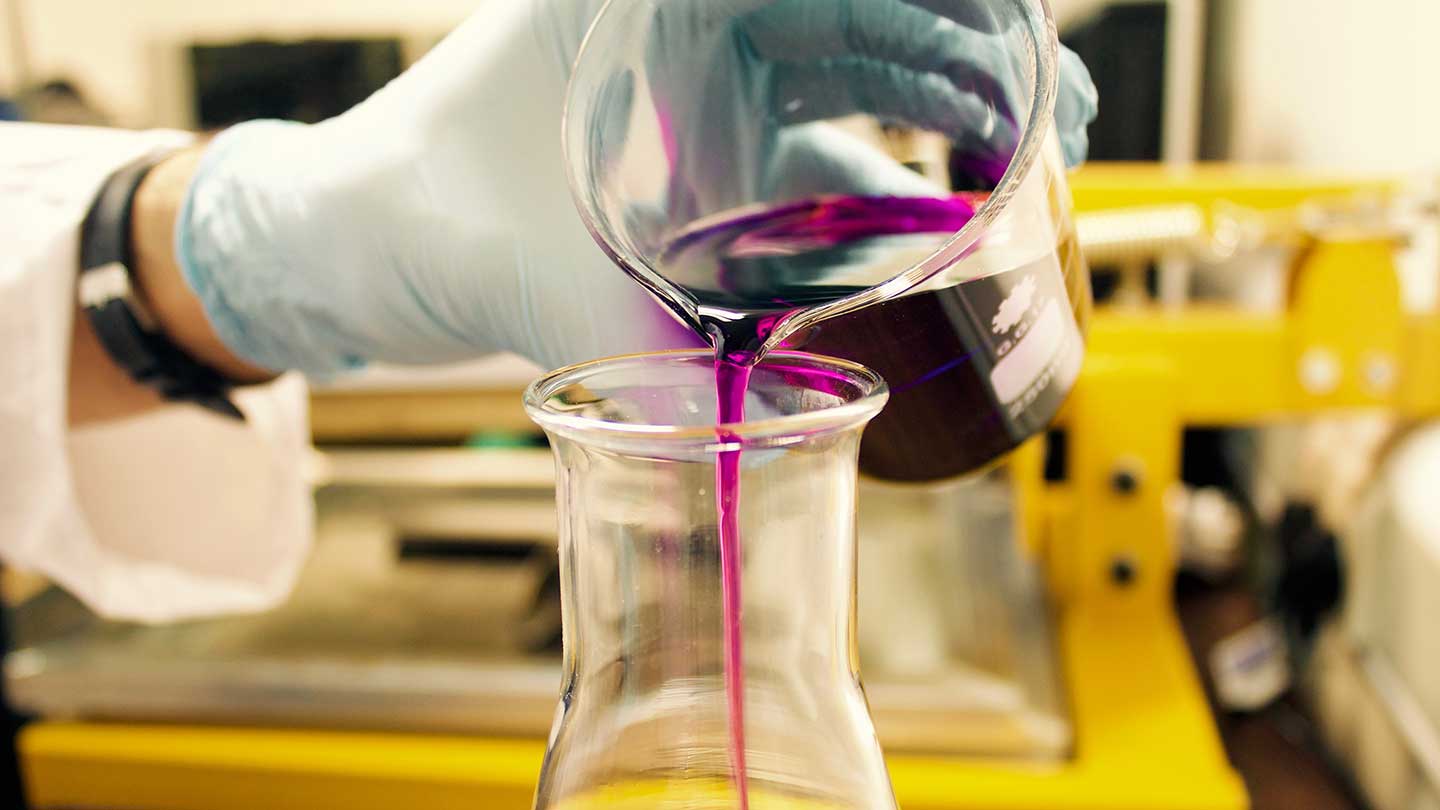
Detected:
left=524, top=349, right=889, bottom=452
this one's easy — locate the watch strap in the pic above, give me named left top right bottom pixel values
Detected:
left=78, top=152, right=245, bottom=421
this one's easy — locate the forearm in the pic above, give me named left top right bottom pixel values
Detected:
left=69, top=144, right=276, bottom=425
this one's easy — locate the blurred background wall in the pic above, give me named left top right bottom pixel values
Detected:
left=0, top=0, right=473, bottom=127
left=0, top=0, right=1435, bottom=170
left=1210, top=0, right=1440, bottom=173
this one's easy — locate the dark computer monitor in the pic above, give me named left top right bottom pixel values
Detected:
left=190, top=38, right=403, bottom=129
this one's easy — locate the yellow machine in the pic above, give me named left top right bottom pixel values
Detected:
left=19, top=165, right=1439, bottom=810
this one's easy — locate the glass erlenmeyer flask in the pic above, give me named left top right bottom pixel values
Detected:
left=564, top=0, right=1091, bottom=482
left=525, top=351, right=893, bottom=810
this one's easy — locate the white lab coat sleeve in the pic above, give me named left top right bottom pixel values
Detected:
left=1, top=122, right=313, bottom=623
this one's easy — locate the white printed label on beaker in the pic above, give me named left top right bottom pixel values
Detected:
left=990, top=297, right=1067, bottom=405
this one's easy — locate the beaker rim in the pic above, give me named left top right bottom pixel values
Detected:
left=524, top=350, right=889, bottom=452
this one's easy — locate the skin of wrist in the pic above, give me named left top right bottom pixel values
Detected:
left=128, top=145, right=277, bottom=386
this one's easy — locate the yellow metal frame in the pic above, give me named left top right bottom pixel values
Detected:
left=1069, top=162, right=1398, bottom=215
left=21, top=165, right=1440, bottom=809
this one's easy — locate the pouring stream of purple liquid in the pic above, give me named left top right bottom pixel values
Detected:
left=685, top=194, right=980, bottom=810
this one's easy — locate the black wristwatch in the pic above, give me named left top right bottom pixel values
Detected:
left=77, top=152, right=245, bottom=421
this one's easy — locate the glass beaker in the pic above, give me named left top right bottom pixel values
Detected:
left=525, top=350, right=894, bottom=810
left=564, top=0, right=1091, bottom=482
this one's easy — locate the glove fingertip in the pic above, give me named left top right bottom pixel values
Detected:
left=1059, top=46, right=1100, bottom=121
left=1060, top=128, right=1090, bottom=169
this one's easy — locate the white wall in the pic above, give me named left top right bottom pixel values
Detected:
left=6, top=0, right=1440, bottom=174
left=1053, top=0, right=1113, bottom=29
left=2, top=0, right=480, bottom=127
left=1217, top=0, right=1440, bottom=173
left=0, top=0, right=21, bottom=94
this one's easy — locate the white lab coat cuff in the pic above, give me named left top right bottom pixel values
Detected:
left=0, top=123, right=313, bottom=622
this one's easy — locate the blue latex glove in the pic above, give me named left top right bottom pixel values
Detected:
left=580, top=1, right=1096, bottom=352
left=178, top=0, right=1097, bottom=377
left=569, top=0, right=1098, bottom=255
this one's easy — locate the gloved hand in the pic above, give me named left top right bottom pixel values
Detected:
left=178, top=0, right=1097, bottom=377
left=579, top=0, right=1097, bottom=224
